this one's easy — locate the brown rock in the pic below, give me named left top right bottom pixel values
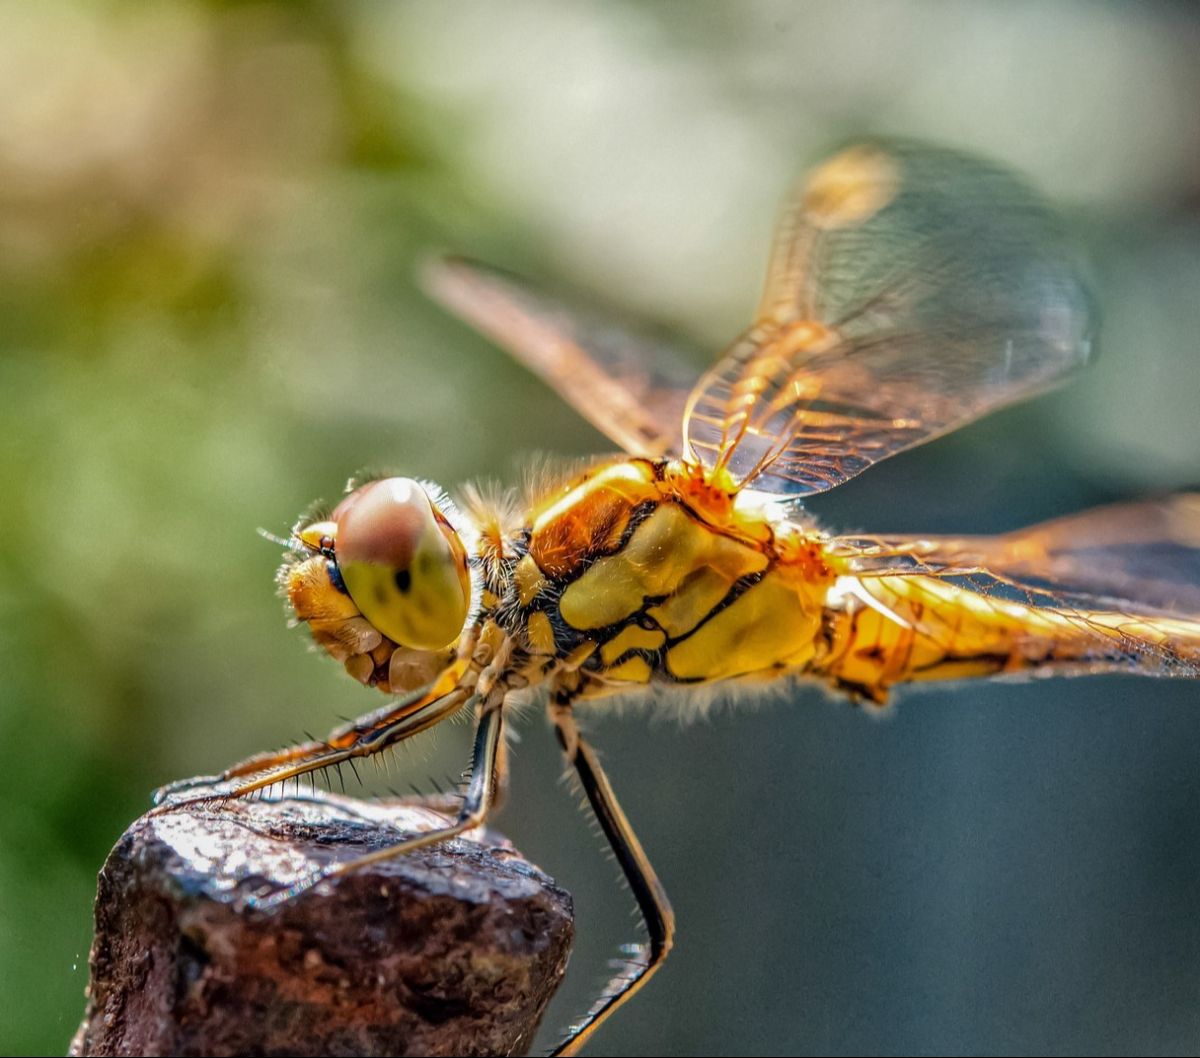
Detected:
left=71, top=790, right=573, bottom=1056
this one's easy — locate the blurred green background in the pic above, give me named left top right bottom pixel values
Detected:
left=3, top=2, right=1200, bottom=1054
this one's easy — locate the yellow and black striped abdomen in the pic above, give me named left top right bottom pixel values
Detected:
left=816, top=573, right=1200, bottom=703
left=511, top=458, right=833, bottom=688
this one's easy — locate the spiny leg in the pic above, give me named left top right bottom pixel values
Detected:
left=408, top=692, right=511, bottom=818
left=151, top=680, right=476, bottom=814
left=153, top=625, right=503, bottom=809
left=548, top=698, right=675, bottom=1058
left=249, top=693, right=507, bottom=910
left=224, top=664, right=466, bottom=779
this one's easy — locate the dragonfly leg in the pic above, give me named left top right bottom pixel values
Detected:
left=490, top=712, right=512, bottom=813
left=152, top=625, right=505, bottom=810
left=247, top=694, right=506, bottom=910
left=547, top=693, right=675, bottom=1057
left=151, top=681, right=478, bottom=813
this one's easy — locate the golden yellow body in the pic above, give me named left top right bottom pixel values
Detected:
left=165, top=140, right=1200, bottom=1058
left=521, top=459, right=827, bottom=689
left=281, top=455, right=1200, bottom=711
left=493, top=457, right=1200, bottom=705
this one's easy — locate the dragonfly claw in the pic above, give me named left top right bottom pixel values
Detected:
left=151, top=774, right=241, bottom=807
left=243, top=872, right=330, bottom=913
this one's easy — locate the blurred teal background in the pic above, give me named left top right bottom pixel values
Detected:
left=2, top=2, right=1200, bottom=1054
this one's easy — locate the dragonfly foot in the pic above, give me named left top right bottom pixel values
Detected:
left=152, top=773, right=227, bottom=805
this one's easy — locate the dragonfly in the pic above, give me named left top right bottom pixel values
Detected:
left=158, top=139, right=1200, bottom=1055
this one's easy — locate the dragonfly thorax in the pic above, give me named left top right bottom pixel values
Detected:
left=495, top=457, right=835, bottom=691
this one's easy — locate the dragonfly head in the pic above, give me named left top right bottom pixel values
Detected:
left=322, top=476, right=472, bottom=651
left=281, top=477, right=473, bottom=691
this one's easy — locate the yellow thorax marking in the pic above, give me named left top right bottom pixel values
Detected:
left=648, top=567, right=748, bottom=638
left=600, top=625, right=667, bottom=665
left=605, top=655, right=653, bottom=684
left=665, top=572, right=822, bottom=681
left=560, top=503, right=767, bottom=631
left=515, top=554, right=549, bottom=607
left=527, top=610, right=557, bottom=655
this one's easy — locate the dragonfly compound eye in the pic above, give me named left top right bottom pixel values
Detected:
left=333, top=477, right=471, bottom=651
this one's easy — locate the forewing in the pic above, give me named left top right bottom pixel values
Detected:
left=422, top=256, right=698, bottom=458
left=684, top=140, right=1096, bottom=495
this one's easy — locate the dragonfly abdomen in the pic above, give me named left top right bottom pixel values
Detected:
left=815, top=573, right=1200, bottom=704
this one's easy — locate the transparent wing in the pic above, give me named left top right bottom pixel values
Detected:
left=830, top=494, right=1200, bottom=675
left=684, top=140, right=1096, bottom=495
left=835, top=493, right=1200, bottom=614
left=421, top=256, right=699, bottom=458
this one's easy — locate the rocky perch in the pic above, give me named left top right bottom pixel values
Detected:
left=71, top=790, right=573, bottom=1056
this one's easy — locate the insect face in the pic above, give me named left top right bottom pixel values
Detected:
left=280, top=477, right=471, bottom=693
